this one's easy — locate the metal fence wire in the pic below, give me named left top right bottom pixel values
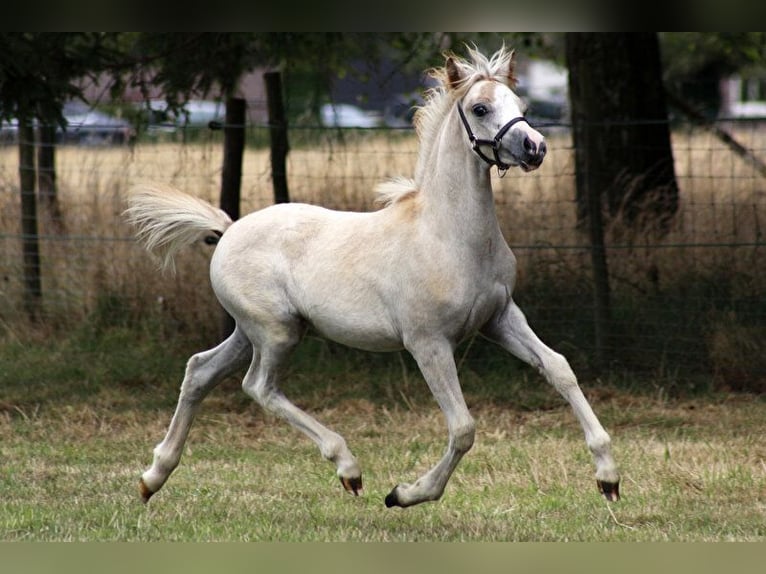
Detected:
left=1, top=115, right=764, bottom=391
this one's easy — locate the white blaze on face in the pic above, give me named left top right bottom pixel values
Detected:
left=468, top=81, right=547, bottom=171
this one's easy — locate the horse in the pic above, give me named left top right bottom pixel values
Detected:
left=125, top=45, right=620, bottom=508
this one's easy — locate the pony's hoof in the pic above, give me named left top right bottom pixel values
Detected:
left=597, top=479, right=620, bottom=502
left=384, top=486, right=402, bottom=508
left=139, top=478, right=155, bottom=504
left=340, top=475, right=363, bottom=496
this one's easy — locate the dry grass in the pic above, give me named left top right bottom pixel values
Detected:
left=1, top=127, right=762, bottom=285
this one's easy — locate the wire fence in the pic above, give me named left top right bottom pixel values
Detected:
left=1, top=114, right=764, bottom=391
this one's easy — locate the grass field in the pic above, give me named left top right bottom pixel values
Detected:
left=1, top=327, right=764, bottom=541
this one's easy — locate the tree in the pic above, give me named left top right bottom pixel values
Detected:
left=0, top=33, right=125, bottom=319
left=564, top=33, right=680, bottom=368
left=661, top=32, right=766, bottom=116
left=565, top=33, right=679, bottom=231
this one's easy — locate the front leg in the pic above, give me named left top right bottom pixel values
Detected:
left=385, top=338, right=475, bottom=508
left=482, top=300, right=620, bottom=501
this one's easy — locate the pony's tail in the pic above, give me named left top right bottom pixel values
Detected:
left=124, top=183, right=234, bottom=273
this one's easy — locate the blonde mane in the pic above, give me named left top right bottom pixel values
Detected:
left=375, top=45, right=517, bottom=206
left=415, top=45, right=517, bottom=152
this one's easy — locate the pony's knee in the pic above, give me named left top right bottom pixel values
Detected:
left=545, top=352, right=578, bottom=393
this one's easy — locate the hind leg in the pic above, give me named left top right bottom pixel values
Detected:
left=140, top=327, right=252, bottom=502
left=241, top=325, right=362, bottom=496
left=483, top=300, right=620, bottom=501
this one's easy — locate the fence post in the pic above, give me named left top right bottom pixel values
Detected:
left=220, top=97, right=246, bottom=221
left=18, top=119, right=42, bottom=321
left=219, top=97, right=246, bottom=339
left=264, top=71, right=290, bottom=204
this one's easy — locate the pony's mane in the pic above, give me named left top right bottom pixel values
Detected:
left=374, top=176, right=418, bottom=207
left=376, top=45, right=517, bottom=206
left=415, top=44, right=517, bottom=146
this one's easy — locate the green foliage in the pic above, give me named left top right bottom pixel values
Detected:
left=0, top=33, right=124, bottom=125
left=661, top=32, right=766, bottom=114
left=126, top=33, right=260, bottom=102
left=661, top=32, right=766, bottom=79
left=1, top=33, right=560, bottom=130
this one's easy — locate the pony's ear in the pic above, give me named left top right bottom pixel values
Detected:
left=446, top=56, right=463, bottom=89
left=506, top=50, right=518, bottom=87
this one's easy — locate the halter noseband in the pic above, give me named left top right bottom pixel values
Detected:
left=457, top=99, right=530, bottom=172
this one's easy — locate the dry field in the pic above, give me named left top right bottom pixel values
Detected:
left=1, top=127, right=763, bottom=319
left=0, top=126, right=764, bottom=385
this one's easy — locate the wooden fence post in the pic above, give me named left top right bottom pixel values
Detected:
left=18, top=119, right=42, bottom=321
left=219, top=97, right=246, bottom=339
left=219, top=97, right=246, bottom=221
left=264, top=71, right=290, bottom=204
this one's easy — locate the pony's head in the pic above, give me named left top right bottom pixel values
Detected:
left=416, top=45, right=546, bottom=174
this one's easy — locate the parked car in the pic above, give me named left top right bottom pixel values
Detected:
left=383, top=93, right=422, bottom=128
left=524, top=96, right=569, bottom=128
left=0, top=118, right=18, bottom=144
left=58, top=101, right=135, bottom=145
left=0, top=102, right=134, bottom=145
left=320, top=103, right=383, bottom=128
left=141, top=99, right=226, bottom=133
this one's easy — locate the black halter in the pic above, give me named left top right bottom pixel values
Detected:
left=456, top=99, right=530, bottom=172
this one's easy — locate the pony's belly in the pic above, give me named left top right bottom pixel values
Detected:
left=308, top=314, right=404, bottom=352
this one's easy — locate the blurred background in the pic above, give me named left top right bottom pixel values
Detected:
left=1, top=33, right=764, bottom=394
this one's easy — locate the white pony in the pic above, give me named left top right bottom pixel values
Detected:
left=126, top=46, right=620, bottom=508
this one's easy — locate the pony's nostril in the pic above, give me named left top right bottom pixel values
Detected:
left=538, top=141, right=547, bottom=157
left=523, top=136, right=535, bottom=153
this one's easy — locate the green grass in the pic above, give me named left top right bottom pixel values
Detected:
left=1, top=327, right=765, bottom=541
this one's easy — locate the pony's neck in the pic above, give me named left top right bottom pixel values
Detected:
left=416, top=108, right=499, bottom=245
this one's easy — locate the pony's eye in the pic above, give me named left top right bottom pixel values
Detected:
left=472, top=104, right=489, bottom=117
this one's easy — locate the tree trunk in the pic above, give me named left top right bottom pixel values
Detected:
left=565, top=33, right=679, bottom=230
left=565, top=33, right=681, bottom=368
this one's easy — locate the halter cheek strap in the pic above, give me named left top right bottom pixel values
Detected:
left=457, top=99, right=530, bottom=172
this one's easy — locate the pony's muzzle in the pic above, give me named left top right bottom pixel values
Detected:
left=515, top=130, right=546, bottom=171
left=523, top=137, right=546, bottom=170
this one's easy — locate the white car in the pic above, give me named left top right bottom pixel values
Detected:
left=142, top=99, right=226, bottom=133
left=1, top=102, right=135, bottom=145
left=320, top=103, right=382, bottom=128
